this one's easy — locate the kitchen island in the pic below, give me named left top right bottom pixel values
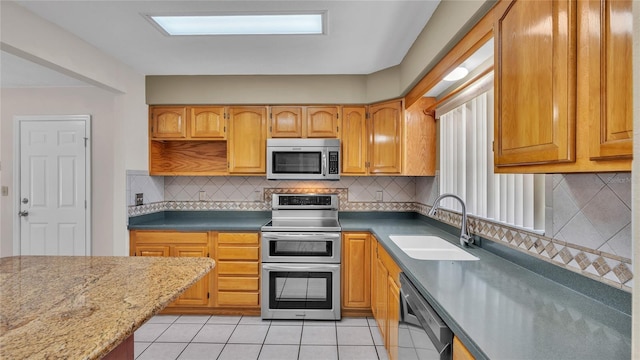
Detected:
left=0, top=255, right=215, bottom=359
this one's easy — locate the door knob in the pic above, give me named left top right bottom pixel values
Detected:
left=18, top=210, right=29, bottom=217
left=22, top=198, right=29, bottom=204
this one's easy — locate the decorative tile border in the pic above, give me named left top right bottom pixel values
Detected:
left=127, top=191, right=632, bottom=291
left=416, top=203, right=633, bottom=292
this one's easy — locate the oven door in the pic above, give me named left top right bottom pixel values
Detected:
left=261, top=232, right=341, bottom=263
left=261, top=263, right=341, bottom=320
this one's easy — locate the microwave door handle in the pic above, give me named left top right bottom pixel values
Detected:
left=322, top=152, right=327, bottom=176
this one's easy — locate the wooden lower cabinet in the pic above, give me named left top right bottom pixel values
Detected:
left=129, top=230, right=212, bottom=308
left=341, top=233, right=371, bottom=315
left=129, top=230, right=261, bottom=314
left=370, top=236, right=401, bottom=360
left=214, top=232, right=261, bottom=310
left=453, top=336, right=475, bottom=360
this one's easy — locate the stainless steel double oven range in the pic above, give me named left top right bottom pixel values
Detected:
left=260, top=194, right=341, bottom=320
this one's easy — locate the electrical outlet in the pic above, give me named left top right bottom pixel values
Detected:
left=199, top=190, right=206, bottom=201
left=376, top=190, right=383, bottom=202
left=135, top=193, right=143, bottom=206
left=254, top=190, right=262, bottom=202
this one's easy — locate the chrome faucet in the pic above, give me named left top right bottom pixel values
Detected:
left=428, top=193, right=472, bottom=247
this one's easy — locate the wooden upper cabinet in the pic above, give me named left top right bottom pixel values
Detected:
left=190, top=106, right=226, bottom=139
left=150, top=106, right=187, bottom=139
left=341, top=107, right=368, bottom=175
left=587, top=0, right=633, bottom=160
left=494, top=0, right=576, bottom=167
left=270, top=106, right=303, bottom=138
left=227, top=106, right=267, bottom=174
left=307, top=106, right=340, bottom=138
left=368, top=100, right=402, bottom=174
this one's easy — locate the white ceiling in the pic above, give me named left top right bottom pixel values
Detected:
left=4, top=0, right=441, bottom=87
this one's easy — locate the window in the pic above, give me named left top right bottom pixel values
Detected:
left=437, top=73, right=545, bottom=232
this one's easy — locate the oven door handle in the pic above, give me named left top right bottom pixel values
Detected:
left=262, top=263, right=340, bottom=271
left=261, top=232, right=341, bottom=240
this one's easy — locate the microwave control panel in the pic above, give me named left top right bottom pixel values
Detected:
left=328, top=151, right=339, bottom=174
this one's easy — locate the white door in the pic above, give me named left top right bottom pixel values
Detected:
left=17, top=116, right=91, bottom=255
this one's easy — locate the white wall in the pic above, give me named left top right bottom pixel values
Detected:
left=0, top=1, right=147, bottom=257
left=1, top=87, right=115, bottom=255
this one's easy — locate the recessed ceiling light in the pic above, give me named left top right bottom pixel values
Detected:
left=443, top=66, right=469, bottom=81
left=149, top=13, right=325, bottom=36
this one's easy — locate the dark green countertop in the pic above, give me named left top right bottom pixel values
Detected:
left=128, top=210, right=631, bottom=360
left=128, top=211, right=271, bottom=231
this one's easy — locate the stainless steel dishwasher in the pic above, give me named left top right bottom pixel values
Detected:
left=399, top=273, right=453, bottom=360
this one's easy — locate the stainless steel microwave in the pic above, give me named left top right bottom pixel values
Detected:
left=266, top=138, right=340, bottom=180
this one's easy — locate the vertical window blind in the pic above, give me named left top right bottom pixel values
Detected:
left=438, top=77, right=545, bottom=232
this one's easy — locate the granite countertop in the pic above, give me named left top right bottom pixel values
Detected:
left=127, top=210, right=631, bottom=359
left=0, top=256, right=215, bottom=360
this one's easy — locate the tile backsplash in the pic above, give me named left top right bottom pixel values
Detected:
left=126, top=172, right=632, bottom=291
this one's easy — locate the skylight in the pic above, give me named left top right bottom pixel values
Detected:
left=150, top=13, right=325, bottom=36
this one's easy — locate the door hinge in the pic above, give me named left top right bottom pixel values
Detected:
left=269, top=113, right=273, bottom=119
left=207, top=292, right=210, bottom=299
left=336, top=126, right=339, bottom=132
left=84, top=137, right=88, bottom=147
left=84, top=200, right=87, bottom=209
left=336, top=113, right=339, bottom=119
left=207, top=253, right=210, bottom=257
left=223, top=126, right=226, bottom=133
left=366, top=112, right=370, bottom=119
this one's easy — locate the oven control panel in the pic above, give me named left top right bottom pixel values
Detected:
left=278, top=195, right=332, bottom=206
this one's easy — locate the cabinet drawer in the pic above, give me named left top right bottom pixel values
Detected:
left=218, top=246, right=259, bottom=261
left=132, top=231, right=208, bottom=244
left=218, top=277, right=259, bottom=291
left=218, top=233, right=259, bottom=245
left=217, top=292, right=259, bottom=306
left=217, top=261, right=260, bottom=275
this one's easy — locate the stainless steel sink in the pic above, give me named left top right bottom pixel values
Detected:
left=388, top=235, right=479, bottom=261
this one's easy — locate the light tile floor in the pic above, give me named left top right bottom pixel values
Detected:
left=135, top=315, right=388, bottom=360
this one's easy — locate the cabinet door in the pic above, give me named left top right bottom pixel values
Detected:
left=150, top=106, right=187, bottom=139
left=270, top=106, right=303, bottom=138
left=342, top=233, right=371, bottom=309
left=453, top=336, right=476, bottom=360
left=190, top=106, right=226, bottom=139
left=387, top=276, right=400, bottom=360
left=228, top=106, right=267, bottom=173
left=369, top=101, right=402, bottom=174
left=494, top=0, right=576, bottom=166
left=587, top=0, right=633, bottom=159
left=135, top=245, right=170, bottom=257
left=307, top=106, right=339, bottom=138
left=341, top=107, right=368, bottom=175
left=374, top=252, right=388, bottom=340
left=172, top=245, right=210, bottom=306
